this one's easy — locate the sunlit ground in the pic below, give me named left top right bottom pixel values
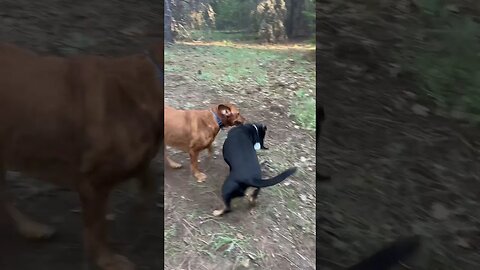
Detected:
left=178, top=40, right=315, bottom=52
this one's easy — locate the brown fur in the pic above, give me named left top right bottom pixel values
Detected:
left=164, top=104, right=245, bottom=182
left=0, top=42, right=164, bottom=270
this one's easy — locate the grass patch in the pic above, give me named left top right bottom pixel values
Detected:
left=198, top=72, right=216, bottom=81
left=164, top=225, right=183, bottom=257
left=403, top=1, right=480, bottom=123
left=165, top=42, right=315, bottom=91
left=165, top=65, right=184, bottom=73
left=210, top=232, right=248, bottom=255
left=290, top=89, right=316, bottom=130
left=167, top=44, right=289, bottom=87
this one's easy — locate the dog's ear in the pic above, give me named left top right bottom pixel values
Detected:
left=217, top=104, right=232, bottom=118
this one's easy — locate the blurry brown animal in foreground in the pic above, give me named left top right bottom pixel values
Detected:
left=164, top=103, right=245, bottom=182
left=0, top=42, right=163, bottom=270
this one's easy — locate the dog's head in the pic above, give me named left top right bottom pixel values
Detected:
left=214, top=103, right=246, bottom=127
left=250, top=123, right=268, bottom=150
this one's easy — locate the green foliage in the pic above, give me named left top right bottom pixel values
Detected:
left=417, top=0, right=448, bottom=18
left=303, top=0, right=316, bottom=33
left=212, top=0, right=257, bottom=30
left=407, top=1, right=480, bottom=123
left=291, top=89, right=316, bottom=130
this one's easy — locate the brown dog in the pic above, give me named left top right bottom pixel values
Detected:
left=164, top=104, right=245, bottom=182
left=0, top=42, right=163, bottom=270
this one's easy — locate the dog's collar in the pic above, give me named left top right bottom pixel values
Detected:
left=211, top=110, right=224, bottom=129
left=144, top=49, right=164, bottom=85
left=252, top=124, right=261, bottom=150
left=252, top=124, right=259, bottom=136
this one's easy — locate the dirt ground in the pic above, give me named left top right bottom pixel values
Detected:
left=164, top=43, right=316, bottom=269
left=317, top=1, right=480, bottom=269
left=0, top=1, right=162, bottom=270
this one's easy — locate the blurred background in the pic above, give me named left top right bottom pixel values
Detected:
left=317, top=0, right=480, bottom=269
left=164, top=0, right=315, bottom=44
left=0, top=1, right=162, bottom=269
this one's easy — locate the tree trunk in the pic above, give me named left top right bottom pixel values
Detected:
left=254, top=0, right=288, bottom=43
left=285, top=0, right=311, bottom=39
left=164, top=0, right=174, bottom=43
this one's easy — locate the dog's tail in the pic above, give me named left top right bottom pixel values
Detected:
left=252, top=167, right=297, bottom=188
left=347, top=235, right=421, bottom=270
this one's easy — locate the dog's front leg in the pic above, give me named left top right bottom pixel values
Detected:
left=213, top=184, right=234, bottom=217
left=189, top=149, right=206, bottom=182
left=207, top=144, right=214, bottom=159
left=78, top=181, right=134, bottom=270
left=212, top=200, right=231, bottom=217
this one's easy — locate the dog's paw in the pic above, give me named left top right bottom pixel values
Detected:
left=18, top=221, right=56, bottom=240
left=247, top=197, right=257, bottom=207
left=97, top=254, right=135, bottom=270
left=195, top=172, right=207, bottom=182
left=169, top=162, right=182, bottom=169
left=212, top=209, right=224, bottom=217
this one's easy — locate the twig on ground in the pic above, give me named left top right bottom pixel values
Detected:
left=277, top=254, right=301, bottom=269
left=317, top=256, right=348, bottom=269
left=453, top=131, right=480, bottom=154
left=182, top=218, right=201, bottom=234
left=399, top=261, right=413, bottom=269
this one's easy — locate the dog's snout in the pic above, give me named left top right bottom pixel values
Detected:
left=233, top=115, right=246, bottom=126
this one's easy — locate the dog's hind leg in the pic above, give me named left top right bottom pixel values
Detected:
left=164, top=145, right=182, bottom=169
left=78, top=180, right=134, bottom=270
left=166, top=156, right=182, bottom=169
left=0, top=168, right=55, bottom=239
left=246, top=188, right=260, bottom=207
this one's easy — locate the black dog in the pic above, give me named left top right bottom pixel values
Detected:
left=347, top=235, right=420, bottom=270
left=212, top=123, right=297, bottom=216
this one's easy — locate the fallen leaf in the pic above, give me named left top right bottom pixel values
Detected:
left=446, top=4, right=459, bottom=13
left=240, top=258, right=250, bottom=268
left=455, top=237, right=472, bottom=249
left=411, top=104, right=429, bottom=116
left=431, top=202, right=450, bottom=220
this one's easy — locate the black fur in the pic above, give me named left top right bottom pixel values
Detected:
left=347, top=235, right=421, bottom=270
left=216, top=123, right=297, bottom=216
